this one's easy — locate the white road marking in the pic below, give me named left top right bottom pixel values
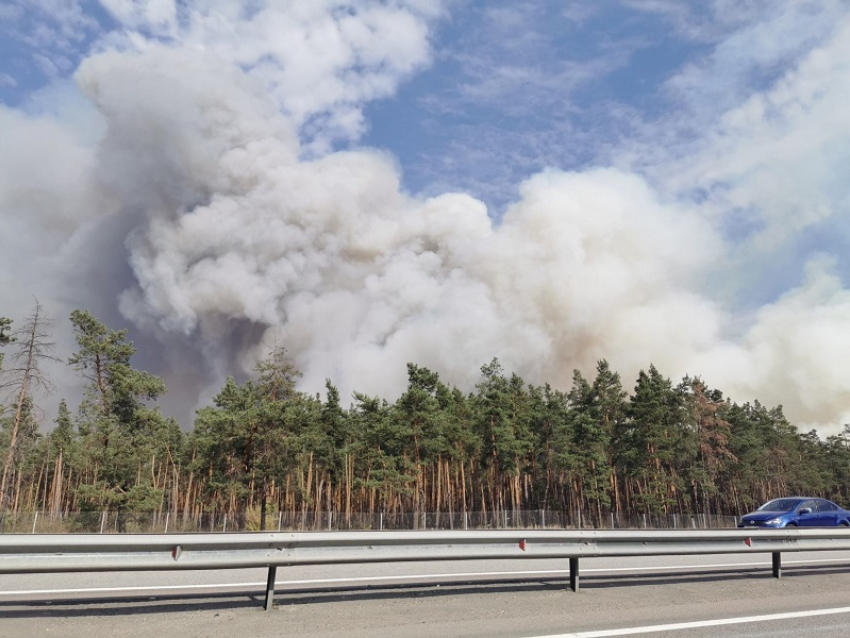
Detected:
left=0, top=557, right=847, bottom=597
left=532, top=605, right=850, bottom=637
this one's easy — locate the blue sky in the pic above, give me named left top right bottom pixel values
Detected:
left=2, top=1, right=850, bottom=433
left=361, top=2, right=712, bottom=208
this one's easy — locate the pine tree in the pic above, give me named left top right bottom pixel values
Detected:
left=68, top=310, right=178, bottom=523
left=686, top=378, right=734, bottom=517
left=565, top=364, right=620, bottom=526
left=615, top=365, right=689, bottom=517
left=0, top=301, right=57, bottom=511
left=473, top=359, right=535, bottom=516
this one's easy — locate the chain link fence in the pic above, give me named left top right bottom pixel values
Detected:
left=0, top=509, right=738, bottom=534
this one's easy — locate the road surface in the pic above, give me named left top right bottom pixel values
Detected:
left=1, top=551, right=849, bottom=637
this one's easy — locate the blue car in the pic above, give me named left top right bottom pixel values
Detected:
left=738, top=497, right=850, bottom=528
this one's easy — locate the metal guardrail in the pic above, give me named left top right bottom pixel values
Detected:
left=2, top=528, right=850, bottom=610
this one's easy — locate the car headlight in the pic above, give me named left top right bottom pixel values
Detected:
left=765, top=517, right=783, bottom=525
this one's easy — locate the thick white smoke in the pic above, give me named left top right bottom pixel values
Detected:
left=72, top=46, right=723, bottom=406
left=3, top=3, right=850, bottom=435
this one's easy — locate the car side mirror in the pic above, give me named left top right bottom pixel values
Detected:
left=799, top=507, right=812, bottom=515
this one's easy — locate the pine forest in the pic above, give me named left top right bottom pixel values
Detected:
left=2, top=304, right=850, bottom=533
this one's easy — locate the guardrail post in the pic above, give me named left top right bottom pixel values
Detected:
left=569, top=557, right=579, bottom=592
left=772, top=552, right=782, bottom=579
left=264, top=566, right=277, bottom=610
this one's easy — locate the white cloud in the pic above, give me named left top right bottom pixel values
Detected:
left=91, top=0, right=444, bottom=146
left=98, top=0, right=179, bottom=35
left=663, top=2, right=846, bottom=117
left=664, top=13, right=850, bottom=251
left=3, top=0, right=99, bottom=52
left=635, top=5, right=850, bottom=431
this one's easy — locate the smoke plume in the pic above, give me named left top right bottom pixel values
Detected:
left=3, top=4, right=850, bottom=435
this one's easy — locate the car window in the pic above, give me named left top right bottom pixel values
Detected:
left=818, top=500, right=837, bottom=512
left=799, top=500, right=818, bottom=512
left=758, top=498, right=800, bottom=511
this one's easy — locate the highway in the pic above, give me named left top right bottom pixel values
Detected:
left=2, top=552, right=850, bottom=637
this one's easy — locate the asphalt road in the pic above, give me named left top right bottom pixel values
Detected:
left=1, top=552, right=850, bottom=637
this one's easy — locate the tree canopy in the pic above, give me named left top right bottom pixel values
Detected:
left=2, top=309, right=850, bottom=529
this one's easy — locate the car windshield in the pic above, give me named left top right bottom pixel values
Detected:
left=757, top=498, right=801, bottom=512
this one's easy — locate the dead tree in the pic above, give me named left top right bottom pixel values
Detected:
left=0, top=301, right=57, bottom=511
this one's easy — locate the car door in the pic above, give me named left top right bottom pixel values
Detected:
left=816, top=499, right=839, bottom=526
left=796, top=499, right=819, bottom=526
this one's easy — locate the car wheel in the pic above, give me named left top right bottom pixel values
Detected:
left=786, top=522, right=797, bottom=527
left=841, top=521, right=850, bottom=527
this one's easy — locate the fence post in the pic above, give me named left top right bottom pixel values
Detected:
left=164, top=512, right=170, bottom=534
left=32, top=512, right=38, bottom=534
left=264, top=566, right=277, bottom=611
left=569, top=557, right=580, bottom=592
left=278, top=512, right=282, bottom=531
left=223, top=515, right=227, bottom=533
left=100, top=511, right=106, bottom=534
left=379, top=512, right=383, bottom=531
